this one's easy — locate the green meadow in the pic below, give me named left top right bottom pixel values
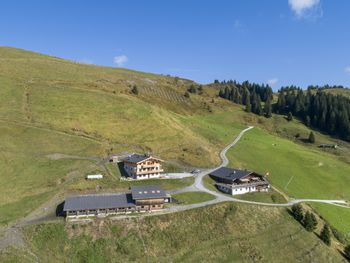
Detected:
left=227, top=127, right=350, bottom=234
left=1, top=203, right=346, bottom=263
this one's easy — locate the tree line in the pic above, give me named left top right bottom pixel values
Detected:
left=216, top=80, right=273, bottom=117
left=275, top=86, right=350, bottom=142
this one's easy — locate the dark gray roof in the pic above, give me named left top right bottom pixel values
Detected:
left=123, top=154, right=150, bottom=163
left=130, top=185, right=167, bottom=200
left=123, top=153, right=163, bottom=164
left=63, top=193, right=135, bottom=211
left=210, top=167, right=252, bottom=181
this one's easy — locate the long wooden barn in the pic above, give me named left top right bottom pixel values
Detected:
left=63, top=185, right=170, bottom=218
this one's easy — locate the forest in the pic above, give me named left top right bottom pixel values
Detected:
left=216, top=81, right=350, bottom=142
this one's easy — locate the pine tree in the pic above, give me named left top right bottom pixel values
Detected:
left=287, top=112, right=293, bottom=122
left=305, top=115, right=311, bottom=127
left=303, top=211, right=317, bottom=232
left=308, top=132, right=315, bottom=143
left=291, top=204, right=303, bottom=222
left=244, top=89, right=251, bottom=112
left=264, top=97, right=272, bottom=118
left=320, top=224, right=331, bottom=246
left=256, top=96, right=263, bottom=115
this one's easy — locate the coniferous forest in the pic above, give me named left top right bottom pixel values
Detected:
left=216, top=81, right=350, bottom=142
left=216, top=80, right=273, bottom=117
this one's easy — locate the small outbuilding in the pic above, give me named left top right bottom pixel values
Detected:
left=86, top=174, right=103, bottom=180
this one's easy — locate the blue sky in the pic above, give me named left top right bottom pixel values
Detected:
left=1, top=0, right=350, bottom=88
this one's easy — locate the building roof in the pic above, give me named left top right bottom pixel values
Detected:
left=63, top=193, right=135, bottom=211
left=130, top=185, right=167, bottom=200
left=209, top=167, right=253, bottom=182
left=123, top=153, right=163, bottom=164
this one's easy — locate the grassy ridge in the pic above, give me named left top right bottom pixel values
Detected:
left=2, top=203, right=342, bottom=263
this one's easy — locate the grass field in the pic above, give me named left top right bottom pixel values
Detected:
left=0, top=202, right=345, bottom=263
left=172, top=191, right=215, bottom=205
left=226, top=127, right=350, bottom=234
left=0, top=47, right=350, bottom=260
left=235, top=189, right=287, bottom=204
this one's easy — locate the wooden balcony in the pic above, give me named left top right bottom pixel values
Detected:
left=136, top=169, right=163, bottom=175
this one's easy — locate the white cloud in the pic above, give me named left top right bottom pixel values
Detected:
left=267, top=78, right=279, bottom=86
left=113, top=55, right=128, bottom=67
left=345, top=66, right=350, bottom=74
left=288, top=0, right=322, bottom=19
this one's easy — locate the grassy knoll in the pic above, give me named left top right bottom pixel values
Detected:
left=0, top=203, right=344, bottom=262
left=172, top=191, right=215, bottom=205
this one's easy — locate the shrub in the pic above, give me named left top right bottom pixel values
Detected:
left=131, top=85, right=139, bottom=95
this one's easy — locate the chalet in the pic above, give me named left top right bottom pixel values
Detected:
left=63, top=185, right=170, bottom=218
left=209, top=167, right=269, bottom=195
left=123, top=154, right=164, bottom=180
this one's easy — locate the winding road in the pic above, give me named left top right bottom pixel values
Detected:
left=166, top=126, right=349, bottom=212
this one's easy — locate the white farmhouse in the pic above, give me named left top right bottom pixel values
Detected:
left=209, top=167, right=269, bottom=195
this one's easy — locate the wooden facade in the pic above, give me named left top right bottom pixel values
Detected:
left=124, top=154, right=164, bottom=180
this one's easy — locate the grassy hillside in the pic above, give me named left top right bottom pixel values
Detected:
left=227, top=127, right=350, bottom=234
left=322, top=88, right=350, bottom=98
left=1, top=203, right=346, bottom=263
left=0, top=46, right=237, bottom=225
left=0, top=47, right=349, bottom=260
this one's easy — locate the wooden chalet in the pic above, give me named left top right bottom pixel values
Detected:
left=123, top=154, right=164, bottom=180
left=209, top=167, right=270, bottom=195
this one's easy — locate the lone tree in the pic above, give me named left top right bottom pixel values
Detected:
left=187, top=84, right=197, bottom=94
left=264, top=97, right=272, bottom=118
left=303, top=211, right=318, bottom=232
left=131, top=85, right=139, bottom=95
left=291, top=204, right=304, bottom=222
left=287, top=111, right=293, bottom=122
left=308, top=131, right=315, bottom=143
left=320, top=224, right=331, bottom=246
left=344, top=244, right=350, bottom=260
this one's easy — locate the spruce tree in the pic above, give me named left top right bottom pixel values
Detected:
left=308, top=132, right=315, bottom=143
left=303, top=211, right=317, bottom=232
left=320, top=224, right=331, bottom=246
left=264, top=97, right=272, bottom=118
left=291, top=204, right=303, bottom=222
